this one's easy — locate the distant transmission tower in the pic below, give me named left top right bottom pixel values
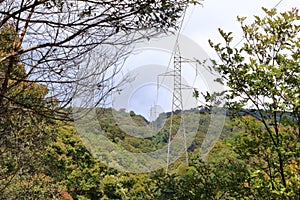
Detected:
left=165, top=44, right=188, bottom=174
left=149, top=104, right=159, bottom=131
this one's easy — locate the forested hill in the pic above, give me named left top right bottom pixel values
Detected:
left=91, top=108, right=232, bottom=153
left=2, top=105, right=300, bottom=199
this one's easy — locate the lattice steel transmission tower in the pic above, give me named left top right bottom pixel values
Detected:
left=165, top=45, right=188, bottom=174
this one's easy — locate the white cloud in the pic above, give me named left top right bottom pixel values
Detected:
left=181, top=0, right=300, bottom=59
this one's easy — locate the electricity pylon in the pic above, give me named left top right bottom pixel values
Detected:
left=165, top=44, right=188, bottom=174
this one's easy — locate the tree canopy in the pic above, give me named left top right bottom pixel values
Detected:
left=0, top=0, right=199, bottom=119
left=208, top=7, right=300, bottom=199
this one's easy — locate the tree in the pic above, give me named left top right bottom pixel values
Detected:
left=209, top=8, right=300, bottom=199
left=0, top=25, right=61, bottom=199
left=0, top=0, right=200, bottom=120
left=45, top=124, right=107, bottom=199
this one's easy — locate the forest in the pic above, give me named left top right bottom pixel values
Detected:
left=0, top=1, right=300, bottom=199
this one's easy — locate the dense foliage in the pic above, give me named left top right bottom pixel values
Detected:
left=208, top=7, right=300, bottom=199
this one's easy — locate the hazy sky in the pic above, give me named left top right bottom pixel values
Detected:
left=182, top=0, right=299, bottom=59
left=112, top=0, right=299, bottom=119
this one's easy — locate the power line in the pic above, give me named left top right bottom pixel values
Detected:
left=156, top=3, right=190, bottom=101
left=231, top=0, right=285, bottom=49
left=274, top=0, right=285, bottom=8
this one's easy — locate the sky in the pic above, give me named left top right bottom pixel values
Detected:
left=111, top=0, right=300, bottom=120
left=182, top=0, right=299, bottom=59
